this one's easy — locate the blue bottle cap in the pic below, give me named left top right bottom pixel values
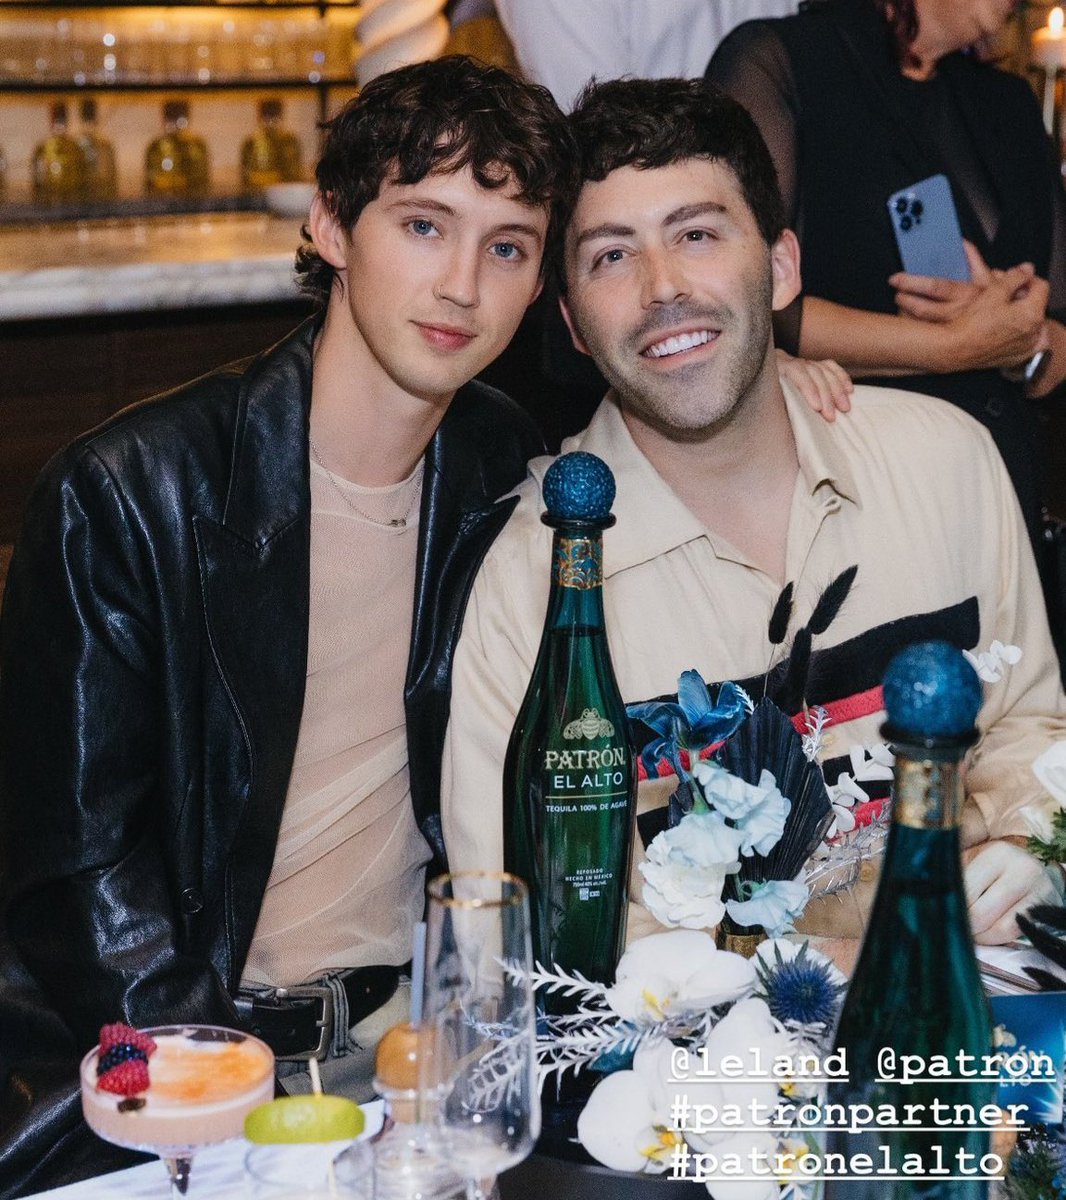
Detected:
left=542, top=452, right=616, bottom=522
left=882, top=641, right=982, bottom=740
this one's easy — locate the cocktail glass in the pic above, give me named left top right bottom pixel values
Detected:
left=420, top=873, right=538, bottom=1200
left=80, top=1023, right=275, bottom=1196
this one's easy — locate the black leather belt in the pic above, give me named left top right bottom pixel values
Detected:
left=235, top=964, right=401, bottom=1061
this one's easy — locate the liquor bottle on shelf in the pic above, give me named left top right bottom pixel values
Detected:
left=825, top=641, right=994, bottom=1199
left=75, top=98, right=117, bottom=201
left=503, top=451, right=637, bottom=1011
left=145, top=100, right=210, bottom=197
left=32, top=100, right=87, bottom=205
left=240, top=97, right=302, bottom=191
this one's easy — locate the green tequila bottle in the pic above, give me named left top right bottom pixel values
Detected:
left=826, top=642, right=995, bottom=1199
left=503, top=452, right=636, bottom=1011
left=145, top=101, right=210, bottom=198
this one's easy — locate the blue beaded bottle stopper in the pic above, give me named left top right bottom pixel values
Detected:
left=542, top=451, right=617, bottom=529
left=882, top=640, right=982, bottom=750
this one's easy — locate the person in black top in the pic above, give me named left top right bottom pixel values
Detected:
left=707, top=0, right=1066, bottom=546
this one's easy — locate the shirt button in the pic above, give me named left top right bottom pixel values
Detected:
left=180, top=888, right=204, bottom=914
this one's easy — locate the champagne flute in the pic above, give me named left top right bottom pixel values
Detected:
left=420, top=872, right=539, bottom=1200
left=80, top=1023, right=275, bottom=1196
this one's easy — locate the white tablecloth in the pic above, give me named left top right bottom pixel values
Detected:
left=27, top=1102, right=384, bottom=1199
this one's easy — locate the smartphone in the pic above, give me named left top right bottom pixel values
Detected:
left=887, top=173, right=971, bottom=282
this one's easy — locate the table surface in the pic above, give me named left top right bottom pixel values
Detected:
left=22, top=939, right=1059, bottom=1199
left=26, top=1102, right=384, bottom=1199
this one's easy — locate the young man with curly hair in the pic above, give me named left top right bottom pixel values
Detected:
left=0, top=57, right=574, bottom=1195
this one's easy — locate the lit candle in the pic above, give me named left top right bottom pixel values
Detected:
left=1033, top=6, right=1066, bottom=71
left=1033, top=7, right=1066, bottom=138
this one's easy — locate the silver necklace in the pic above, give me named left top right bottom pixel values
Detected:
left=308, top=433, right=421, bottom=529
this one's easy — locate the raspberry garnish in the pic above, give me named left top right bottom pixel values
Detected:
left=97, top=1059, right=150, bottom=1097
left=98, top=1023, right=157, bottom=1057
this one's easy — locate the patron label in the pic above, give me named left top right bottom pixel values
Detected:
left=544, top=707, right=629, bottom=800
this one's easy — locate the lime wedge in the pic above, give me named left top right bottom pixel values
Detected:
left=244, top=1095, right=365, bottom=1144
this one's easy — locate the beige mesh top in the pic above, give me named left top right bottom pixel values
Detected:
left=241, top=457, right=429, bottom=989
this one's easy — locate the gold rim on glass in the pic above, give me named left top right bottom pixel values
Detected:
left=427, top=870, right=528, bottom=909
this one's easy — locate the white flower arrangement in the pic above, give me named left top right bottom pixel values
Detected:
left=523, top=663, right=879, bottom=1198
left=639, top=754, right=811, bottom=941
left=528, top=931, right=847, bottom=1200
left=520, top=658, right=897, bottom=1197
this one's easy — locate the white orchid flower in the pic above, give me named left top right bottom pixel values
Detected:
left=697, top=1130, right=781, bottom=1200
left=701, top=997, right=792, bottom=1062
left=675, top=1001, right=791, bottom=1200
left=576, top=1060, right=673, bottom=1173
left=604, top=930, right=756, bottom=1022
left=578, top=1035, right=782, bottom=1200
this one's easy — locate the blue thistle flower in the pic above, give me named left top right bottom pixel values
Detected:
left=756, top=943, right=846, bottom=1029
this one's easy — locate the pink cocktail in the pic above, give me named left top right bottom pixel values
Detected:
left=80, top=1024, right=274, bottom=1195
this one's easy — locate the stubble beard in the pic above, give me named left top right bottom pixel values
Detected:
left=575, top=266, right=775, bottom=443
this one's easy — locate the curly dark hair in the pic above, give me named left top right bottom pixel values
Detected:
left=565, top=77, right=785, bottom=275
left=295, top=56, right=577, bottom=306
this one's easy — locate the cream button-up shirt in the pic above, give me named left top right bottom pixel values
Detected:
left=441, top=384, right=1066, bottom=938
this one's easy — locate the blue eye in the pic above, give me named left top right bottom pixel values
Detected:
left=410, top=219, right=436, bottom=236
left=492, top=242, right=522, bottom=261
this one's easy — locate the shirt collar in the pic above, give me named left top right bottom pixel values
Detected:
left=782, top=379, right=861, bottom=508
left=528, top=382, right=860, bottom=579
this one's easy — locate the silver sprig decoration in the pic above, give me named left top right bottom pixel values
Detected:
left=504, top=959, right=726, bottom=1090
left=803, top=807, right=890, bottom=900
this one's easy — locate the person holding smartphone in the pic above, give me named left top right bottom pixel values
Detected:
left=707, top=0, right=1066, bottom=551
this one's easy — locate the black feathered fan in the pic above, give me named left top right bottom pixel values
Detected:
left=716, top=697, right=834, bottom=901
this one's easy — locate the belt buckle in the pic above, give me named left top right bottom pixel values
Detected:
left=276, top=983, right=334, bottom=1062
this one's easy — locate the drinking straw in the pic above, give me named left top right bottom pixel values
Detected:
left=307, top=1058, right=339, bottom=1198
left=409, top=921, right=426, bottom=1025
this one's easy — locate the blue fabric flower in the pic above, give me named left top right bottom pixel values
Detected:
left=725, top=879, right=809, bottom=937
left=628, top=672, right=751, bottom=781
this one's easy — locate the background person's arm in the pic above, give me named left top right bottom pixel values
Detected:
left=798, top=269, right=1047, bottom=378
left=709, top=21, right=1048, bottom=382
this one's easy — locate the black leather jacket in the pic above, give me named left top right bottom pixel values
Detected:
left=0, top=319, right=544, bottom=1197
